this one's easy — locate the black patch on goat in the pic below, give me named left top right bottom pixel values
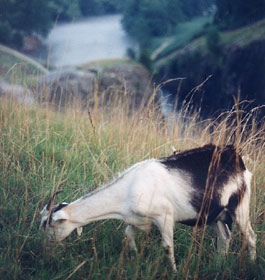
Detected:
left=54, top=203, right=68, bottom=213
left=226, top=180, right=247, bottom=220
left=160, top=144, right=246, bottom=225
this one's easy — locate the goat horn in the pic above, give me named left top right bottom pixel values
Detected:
left=46, top=178, right=69, bottom=211
left=46, top=190, right=63, bottom=211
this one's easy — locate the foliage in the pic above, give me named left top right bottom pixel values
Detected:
left=0, top=21, right=12, bottom=44
left=179, top=0, right=216, bottom=18
left=138, top=49, right=152, bottom=70
left=126, top=47, right=136, bottom=60
left=206, top=25, right=222, bottom=57
left=0, top=0, right=52, bottom=47
left=79, top=0, right=122, bottom=16
left=49, top=0, right=81, bottom=21
left=215, top=0, right=265, bottom=29
left=121, top=0, right=183, bottom=45
left=0, top=0, right=52, bottom=36
left=0, top=0, right=123, bottom=46
left=121, top=0, right=215, bottom=46
left=1, top=0, right=265, bottom=49
left=153, top=16, right=213, bottom=61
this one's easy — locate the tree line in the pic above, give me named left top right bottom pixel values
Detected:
left=0, top=0, right=264, bottom=48
left=122, top=0, right=265, bottom=46
left=121, top=0, right=214, bottom=46
left=0, top=0, right=122, bottom=48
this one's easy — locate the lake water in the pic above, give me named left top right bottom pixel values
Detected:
left=34, top=15, right=137, bottom=68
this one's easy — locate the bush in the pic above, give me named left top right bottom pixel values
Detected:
left=0, top=21, right=12, bottom=44
left=11, top=32, right=24, bottom=49
left=127, top=48, right=136, bottom=60
left=138, top=49, right=152, bottom=70
left=206, top=26, right=222, bottom=57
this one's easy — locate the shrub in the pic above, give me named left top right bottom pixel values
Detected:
left=127, top=47, right=136, bottom=60
left=206, top=25, right=222, bottom=57
left=11, top=32, right=24, bottom=49
left=138, top=49, right=152, bottom=70
left=0, top=21, right=12, bottom=44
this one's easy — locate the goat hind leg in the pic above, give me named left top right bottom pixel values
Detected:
left=125, top=225, right=137, bottom=254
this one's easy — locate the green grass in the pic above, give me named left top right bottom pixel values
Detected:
left=155, top=18, right=265, bottom=68
left=0, top=86, right=264, bottom=279
left=152, top=16, right=213, bottom=60
left=221, top=18, right=265, bottom=47
left=78, top=58, right=138, bottom=70
left=0, top=44, right=47, bottom=85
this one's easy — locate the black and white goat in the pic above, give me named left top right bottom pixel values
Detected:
left=40, top=144, right=256, bottom=271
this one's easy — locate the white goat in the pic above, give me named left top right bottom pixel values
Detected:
left=40, top=144, right=256, bottom=271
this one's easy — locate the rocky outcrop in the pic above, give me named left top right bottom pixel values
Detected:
left=37, top=69, right=95, bottom=107
left=96, top=64, right=153, bottom=108
left=22, top=36, right=42, bottom=54
left=38, top=63, right=153, bottom=110
left=156, top=39, right=265, bottom=119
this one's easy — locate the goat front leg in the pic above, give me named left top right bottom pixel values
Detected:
left=215, top=220, right=231, bottom=255
left=76, top=227, right=83, bottom=237
left=125, top=225, right=137, bottom=254
left=234, top=194, right=257, bottom=261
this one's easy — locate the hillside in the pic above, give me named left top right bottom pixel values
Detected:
left=152, top=18, right=265, bottom=119
left=0, top=13, right=264, bottom=279
left=0, top=87, right=264, bottom=279
left=154, top=18, right=265, bottom=66
left=0, top=44, right=153, bottom=110
left=0, top=44, right=48, bottom=83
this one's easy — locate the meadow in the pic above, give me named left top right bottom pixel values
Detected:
left=0, top=83, right=264, bottom=279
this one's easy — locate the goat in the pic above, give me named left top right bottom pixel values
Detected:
left=40, top=144, right=256, bottom=271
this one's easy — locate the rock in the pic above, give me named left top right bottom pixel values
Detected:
left=157, top=38, right=265, bottom=119
left=37, top=68, right=96, bottom=108
left=0, top=78, right=34, bottom=105
left=97, top=64, right=154, bottom=108
left=37, top=63, right=154, bottom=111
left=23, top=36, right=42, bottom=54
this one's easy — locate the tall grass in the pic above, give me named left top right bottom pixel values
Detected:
left=0, top=84, right=264, bottom=279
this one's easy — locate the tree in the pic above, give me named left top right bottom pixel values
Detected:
left=121, top=0, right=217, bottom=46
left=215, top=0, right=265, bottom=29
left=79, top=0, right=122, bottom=16
left=0, top=0, right=85, bottom=46
left=0, top=0, right=53, bottom=46
left=179, top=0, right=215, bottom=19
left=206, top=25, right=222, bottom=58
left=1, top=0, right=52, bottom=36
left=49, top=0, right=81, bottom=21
left=121, top=0, right=183, bottom=45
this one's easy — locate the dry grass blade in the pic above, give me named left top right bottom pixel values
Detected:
left=65, top=260, right=87, bottom=280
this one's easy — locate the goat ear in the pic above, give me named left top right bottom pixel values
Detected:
left=52, top=209, right=69, bottom=222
